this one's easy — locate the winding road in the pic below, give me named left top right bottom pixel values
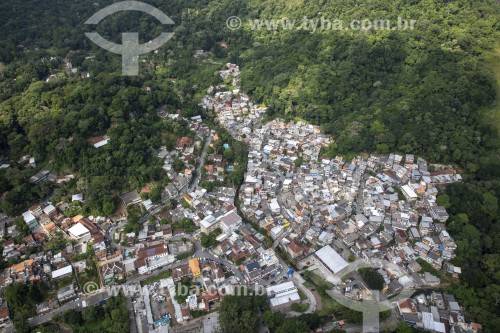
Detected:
left=188, top=134, right=212, bottom=192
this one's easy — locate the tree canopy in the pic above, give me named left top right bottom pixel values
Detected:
left=218, top=295, right=266, bottom=333
left=358, top=268, right=385, bottom=291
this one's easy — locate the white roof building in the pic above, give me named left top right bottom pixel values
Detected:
left=43, top=204, right=56, bottom=215
left=318, top=231, right=334, bottom=245
left=92, top=136, right=109, bottom=148
left=245, top=175, right=257, bottom=183
left=72, top=194, right=84, bottom=202
left=68, top=223, right=91, bottom=240
left=142, top=199, right=153, bottom=211
left=315, top=245, right=349, bottom=274
left=22, top=211, right=38, bottom=229
left=187, top=294, right=198, bottom=310
left=269, top=198, right=280, bottom=213
left=421, top=311, right=446, bottom=333
left=219, top=211, right=242, bottom=232
left=200, top=215, right=218, bottom=233
left=398, top=275, right=416, bottom=289
left=22, top=211, right=36, bottom=223
left=270, top=225, right=284, bottom=239
left=52, top=265, right=73, bottom=280
left=266, top=281, right=300, bottom=310
left=261, top=249, right=279, bottom=267
left=401, top=185, right=417, bottom=201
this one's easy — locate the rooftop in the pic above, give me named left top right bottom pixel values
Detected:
left=315, top=245, right=349, bottom=274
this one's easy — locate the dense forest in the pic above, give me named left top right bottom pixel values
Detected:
left=0, top=0, right=221, bottom=216
left=0, top=0, right=498, bottom=331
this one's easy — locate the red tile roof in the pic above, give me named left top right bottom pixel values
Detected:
left=288, top=240, right=304, bottom=254
left=0, top=307, right=9, bottom=319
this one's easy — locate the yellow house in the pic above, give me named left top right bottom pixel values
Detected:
left=189, top=258, right=201, bottom=278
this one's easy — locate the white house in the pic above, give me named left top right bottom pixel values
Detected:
left=68, top=223, right=91, bottom=241
left=266, top=281, right=300, bottom=310
left=22, top=211, right=38, bottom=229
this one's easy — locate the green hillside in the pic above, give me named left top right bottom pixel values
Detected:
left=0, top=0, right=498, bottom=331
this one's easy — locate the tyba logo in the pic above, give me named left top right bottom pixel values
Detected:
left=85, top=1, right=174, bottom=75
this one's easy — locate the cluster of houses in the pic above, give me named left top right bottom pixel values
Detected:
left=200, top=132, right=234, bottom=184
left=199, top=64, right=267, bottom=143
left=174, top=186, right=289, bottom=286
left=203, top=63, right=461, bottom=283
left=0, top=206, right=130, bottom=325
left=182, top=187, right=279, bottom=271
left=0, top=112, right=215, bottom=328
left=169, top=253, right=292, bottom=321
left=158, top=114, right=213, bottom=197
left=6, top=205, right=126, bottom=273
left=239, top=119, right=333, bottom=243
left=0, top=60, right=479, bottom=332
left=172, top=258, right=228, bottom=320
left=396, top=292, right=483, bottom=333
left=320, top=155, right=460, bottom=260
left=41, top=55, right=91, bottom=83
left=196, top=62, right=474, bottom=329
left=17, top=200, right=113, bottom=257
left=137, top=255, right=254, bottom=328
left=276, top=154, right=462, bottom=293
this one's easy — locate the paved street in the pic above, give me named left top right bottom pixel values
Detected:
left=292, top=274, right=317, bottom=313
left=203, top=313, right=219, bottom=333
left=27, top=247, right=243, bottom=328
left=127, top=296, right=139, bottom=333
left=188, top=134, right=212, bottom=192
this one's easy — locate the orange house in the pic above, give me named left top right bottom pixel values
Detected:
left=188, top=258, right=201, bottom=278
